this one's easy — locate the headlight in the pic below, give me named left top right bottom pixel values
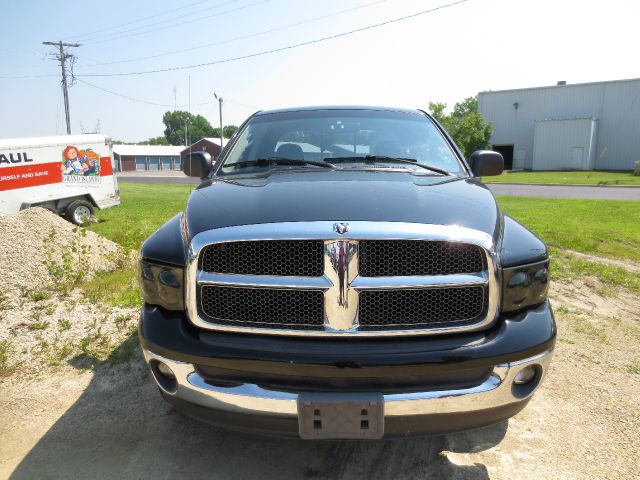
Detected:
left=502, top=259, right=549, bottom=312
left=139, top=260, right=184, bottom=310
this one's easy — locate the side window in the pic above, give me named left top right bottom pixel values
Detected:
left=229, top=126, right=253, bottom=162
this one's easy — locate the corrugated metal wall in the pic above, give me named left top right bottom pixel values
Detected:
left=532, top=118, right=597, bottom=170
left=478, top=79, right=640, bottom=170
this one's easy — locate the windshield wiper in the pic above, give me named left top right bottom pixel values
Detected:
left=224, top=157, right=336, bottom=170
left=324, top=156, right=451, bottom=176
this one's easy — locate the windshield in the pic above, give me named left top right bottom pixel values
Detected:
left=217, top=109, right=465, bottom=176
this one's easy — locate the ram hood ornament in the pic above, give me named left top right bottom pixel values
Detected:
left=333, top=222, right=350, bottom=235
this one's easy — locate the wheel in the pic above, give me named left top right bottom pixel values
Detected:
left=65, top=200, right=94, bottom=225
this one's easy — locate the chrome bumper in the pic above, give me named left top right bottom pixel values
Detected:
left=143, top=348, right=553, bottom=418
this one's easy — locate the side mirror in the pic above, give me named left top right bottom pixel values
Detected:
left=469, top=150, right=504, bottom=177
left=182, top=152, right=212, bottom=178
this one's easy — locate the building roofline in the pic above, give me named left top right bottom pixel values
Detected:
left=478, top=77, right=640, bottom=96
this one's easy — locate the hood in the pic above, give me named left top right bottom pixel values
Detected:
left=185, top=170, right=502, bottom=240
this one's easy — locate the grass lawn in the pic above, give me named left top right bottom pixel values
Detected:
left=84, top=183, right=193, bottom=307
left=497, top=197, right=640, bottom=263
left=498, top=196, right=640, bottom=292
left=484, top=170, right=640, bottom=186
left=89, top=182, right=193, bottom=251
left=84, top=182, right=640, bottom=305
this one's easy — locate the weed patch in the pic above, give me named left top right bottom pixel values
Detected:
left=29, top=320, right=50, bottom=331
left=0, top=340, right=17, bottom=375
left=82, top=264, right=141, bottom=308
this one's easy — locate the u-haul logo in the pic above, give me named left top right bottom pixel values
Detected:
left=0, top=152, right=34, bottom=165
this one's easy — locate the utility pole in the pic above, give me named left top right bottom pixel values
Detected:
left=43, top=41, right=80, bottom=135
left=214, top=93, right=223, bottom=151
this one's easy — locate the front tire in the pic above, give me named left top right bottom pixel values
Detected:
left=65, top=200, right=94, bottom=225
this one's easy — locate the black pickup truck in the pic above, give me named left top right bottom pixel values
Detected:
left=138, top=106, right=555, bottom=439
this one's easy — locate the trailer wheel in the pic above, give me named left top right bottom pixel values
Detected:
left=65, top=200, right=94, bottom=225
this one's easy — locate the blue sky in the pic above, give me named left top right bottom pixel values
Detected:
left=1, top=0, right=638, bottom=142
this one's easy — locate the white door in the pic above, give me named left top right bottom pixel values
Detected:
left=571, top=147, right=584, bottom=169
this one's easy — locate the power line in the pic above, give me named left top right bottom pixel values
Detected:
left=81, top=0, right=267, bottom=45
left=0, top=73, right=59, bottom=79
left=64, top=0, right=217, bottom=41
left=43, top=41, right=81, bottom=134
left=0, top=48, right=46, bottom=57
left=81, top=0, right=391, bottom=68
left=76, top=78, right=178, bottom=107
left=75, top=0, right=242, bottom=43
left=76, top=78, right=257, bottom=110
left=76, top=0, right=470, bottom=78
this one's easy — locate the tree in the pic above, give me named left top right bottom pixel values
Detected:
left=223, top=125, right=239, bottom=138
left=452, top=97, right=479, bottom=119
left=428, top=97, right=492, bottom=157
left=211, top=125, right=239, bottom=139
left=138, top=136, right=168, bottom=146
left=162, top=110, right=215, bottom=146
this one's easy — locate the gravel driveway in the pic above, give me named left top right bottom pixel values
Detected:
left=1, top=278, right=638, bottom=479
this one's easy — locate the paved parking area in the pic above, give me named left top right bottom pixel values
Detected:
left=117, top=172, right=640, bottom=200
left=486, top=183, right=640, bottom=201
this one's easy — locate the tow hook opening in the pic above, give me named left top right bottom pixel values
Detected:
left=150, top=359, right=178, bottom=394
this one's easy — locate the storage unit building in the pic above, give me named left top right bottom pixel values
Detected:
left=478, top=78, right=640, bottom=171
left=112, top=144, right=185, bottom=172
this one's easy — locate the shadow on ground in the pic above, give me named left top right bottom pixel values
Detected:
left=10, top=336, right=506, bottom=479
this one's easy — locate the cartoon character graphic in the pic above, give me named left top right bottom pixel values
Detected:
left=62, top=146, right=100, bottom=177
left=62, top=146, right=84, bottom=175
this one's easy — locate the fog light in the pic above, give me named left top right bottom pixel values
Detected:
left=514, top=365, right=537, bottom=385
left=156, top=361, right=175, bottom=380
left=151, top=360, right=178, bottom=393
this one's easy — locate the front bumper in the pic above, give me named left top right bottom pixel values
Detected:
left=140, top=301, right=556, bottom=438
left=144, top=348, right=552, bottom=437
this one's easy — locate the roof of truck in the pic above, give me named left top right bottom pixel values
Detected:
left=254, top=105, right=425, bottom=116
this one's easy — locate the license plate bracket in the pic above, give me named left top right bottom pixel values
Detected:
left=297, top=392, right=384, bottom=439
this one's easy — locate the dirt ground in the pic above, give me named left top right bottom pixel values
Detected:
left=1, top=278, right=639, bottom=480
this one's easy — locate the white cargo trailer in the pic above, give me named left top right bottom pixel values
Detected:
left=0, top=134, right=120, bottom=224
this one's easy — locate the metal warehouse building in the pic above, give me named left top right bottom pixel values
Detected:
left=478, top=78, right=640, bottom=171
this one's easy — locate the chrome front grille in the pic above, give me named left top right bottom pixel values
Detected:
left=200, top=240, right=324, bottom=276
left=199, top=286, right=324, bottom=329
left=358, top=286, right=487, bottom=330
left=186, top=221, right=500, bottom=337
left=359, top=240, right=486, bottom=276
